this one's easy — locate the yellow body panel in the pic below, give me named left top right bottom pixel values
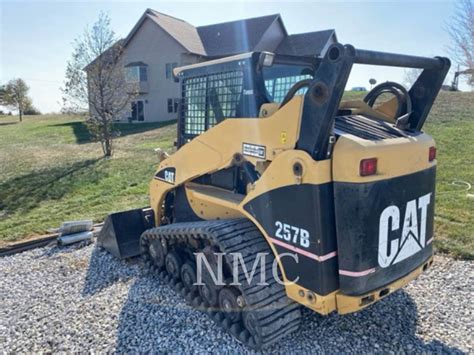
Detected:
left=276, top=255, right=434, bottom=315
left=339, top=100, right=395, bottom=123
left=150, top=96, right=304, bottom=223
left=336, top=256, right=434, bottom=314
left=185, top=183, right=244, bottom=220
left=332, top=133, right=435, bottom=183
left=242, top=150, right=332, bottom=202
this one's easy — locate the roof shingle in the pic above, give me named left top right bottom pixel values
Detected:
left=147, top=9, right=206, bottom=56
left=197, top=14, right=281, bottom=57
left=100, top=9, right=338, bottom=65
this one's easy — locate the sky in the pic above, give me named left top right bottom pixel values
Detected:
left=0, top=0, right=467, bottom=113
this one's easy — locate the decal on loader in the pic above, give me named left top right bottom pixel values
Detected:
left=378, top=193, right=432, bottom=267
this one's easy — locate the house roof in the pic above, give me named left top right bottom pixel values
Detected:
left=276, top=29, right=337, bottom=57
left=84, top=39, right=124, bottom=71
left=146, top=9, right=206, bottom=56
left=197, top=14, right=283, bottom=57
left=86, top=9, right=339, bottom=70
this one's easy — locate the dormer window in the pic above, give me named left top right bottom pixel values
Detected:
left=125, top=62, right=148, bottom=82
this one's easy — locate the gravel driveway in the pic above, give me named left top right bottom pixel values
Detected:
left=1, top=242, right=472, bottom=353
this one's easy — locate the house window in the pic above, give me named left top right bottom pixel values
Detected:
left=130, top=100, right=145, bottom=121
left=166, top=62, right=178, bottom=81
left=167, top=98, right=180, bottom=113
left=125, top=65, right=147, bottom=82
left=139, top=66, right=147, bottom=81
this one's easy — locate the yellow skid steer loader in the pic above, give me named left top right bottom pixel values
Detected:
left=99, top=43, right=450, bottom=349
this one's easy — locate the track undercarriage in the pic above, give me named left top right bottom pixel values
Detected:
left=140, top=219, right=301, bottom=349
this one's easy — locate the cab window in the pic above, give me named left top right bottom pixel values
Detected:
left=263, top=64, right=314, bottom=103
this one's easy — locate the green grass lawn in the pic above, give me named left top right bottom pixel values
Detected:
left=0, top=92, right=473, bottom=259
left=423, top=92, right=474, bottom=259
left=0, top=115, right=176, bottom=245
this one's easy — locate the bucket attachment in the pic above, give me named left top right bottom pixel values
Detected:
left=97, top=208, right=155, bottom=259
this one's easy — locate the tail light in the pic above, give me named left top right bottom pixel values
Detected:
left=360, top=158, right=377, bottom=176
left=429, top=146, right=437, bottom=162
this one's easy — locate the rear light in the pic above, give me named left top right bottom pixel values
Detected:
left=360, top=158, right=377, bottom=176
left=429, top=146, right=437, bottom=162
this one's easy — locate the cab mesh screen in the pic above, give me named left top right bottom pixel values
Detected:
left=182, top=71, right=244, bottom=135
left=265, top=75, right=311, bottom=103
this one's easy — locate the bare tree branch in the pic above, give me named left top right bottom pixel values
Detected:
left=62, top=12, right=138, bottom=157
left=446, top=0, right=474, bottom=86
left=403, top=68, right=422, bottom=88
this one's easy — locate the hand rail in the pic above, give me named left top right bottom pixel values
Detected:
left=354, top=49, right=444, bottom=70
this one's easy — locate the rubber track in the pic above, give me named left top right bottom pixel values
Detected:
left=140, top=219, right=301, bottom=350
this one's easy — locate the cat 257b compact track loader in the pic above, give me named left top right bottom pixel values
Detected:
left=104, top=42, right=450, bottom=349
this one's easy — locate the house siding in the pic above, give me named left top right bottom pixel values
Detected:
left=120, top=18, right=200, bottom=122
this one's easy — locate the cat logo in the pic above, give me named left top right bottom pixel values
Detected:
left=154, top=167, right=176, bottom=184
left=378, top=193, right=432, bottom=268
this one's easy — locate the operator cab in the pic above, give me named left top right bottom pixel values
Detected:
left=174, top=50, right=422, bottom=150
left=174, top=52, right=319, bottom=147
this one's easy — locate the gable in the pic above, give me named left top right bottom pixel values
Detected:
left=123, top=9, right=206, bottom=56
left=197, top=14, right=281, bottom=58
left=147, top=10, right=206, bottom=56
left=122, top=17, right=189, bottom=61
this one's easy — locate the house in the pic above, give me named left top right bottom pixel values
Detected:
left=87, top=9, right=337, bottom=122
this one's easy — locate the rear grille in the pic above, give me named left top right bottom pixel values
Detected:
left=335, top=115, right=407, bottom=140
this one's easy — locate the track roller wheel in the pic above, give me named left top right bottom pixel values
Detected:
left=149, top=239, right=166, bottom=269
left=180, top=262, right=197, bottom=292
left=165, top=251, right=182, bottom=279
left=199, top=274, right=219, bottom=307
left=218, top=287, right=243, bottom=323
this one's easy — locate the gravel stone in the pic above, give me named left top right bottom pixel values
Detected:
left=0, top=242, right=472, bottom=353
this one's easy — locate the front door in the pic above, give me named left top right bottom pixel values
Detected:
left=131, top=101, right=145, bottom=121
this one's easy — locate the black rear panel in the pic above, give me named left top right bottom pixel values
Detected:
left=243, top=183, right=339, bottom=296
left=334, top=167, right=435, bottom=295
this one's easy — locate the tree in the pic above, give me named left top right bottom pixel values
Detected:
left=62, top=12, right=138, bottom=157
left=446, top=0, right=474, bottom=87
left=369, top=78, right=377, bottom=89
left=403, top=68, right=422, bottom=88
left=0, top=79, right=32, bottom=122
left=23, top=104, right=41, bottom=115
left=0, top=86, right=6, bottom=104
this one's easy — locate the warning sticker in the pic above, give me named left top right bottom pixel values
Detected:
left=242, top=143, right=266, bottom=159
